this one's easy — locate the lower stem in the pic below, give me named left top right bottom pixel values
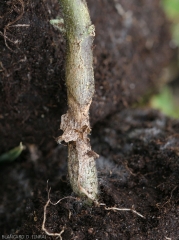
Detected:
left=68, top=140, right=98, bottom=202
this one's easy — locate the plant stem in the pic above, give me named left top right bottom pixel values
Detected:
left=58, top=0, right=98, bottom=202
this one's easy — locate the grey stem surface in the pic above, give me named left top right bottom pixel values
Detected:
left=58, top=0, right=98, bottom=202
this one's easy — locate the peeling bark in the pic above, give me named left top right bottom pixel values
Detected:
left=57, top=0, right=98, bottom=202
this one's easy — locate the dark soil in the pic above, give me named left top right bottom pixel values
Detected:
left=0, top=0, right=173, bottom=153
left=0, top=0, right=179, bottom=239
left=1, top=108, right=179, bottom=239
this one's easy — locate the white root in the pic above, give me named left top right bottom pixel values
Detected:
left=42, top=187, right=77, bottom=239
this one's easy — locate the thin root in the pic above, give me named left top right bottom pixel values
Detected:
left=99, top=203, right=145, bottom=219
left=3, top=0, right=25, bottom=51
left=42, top=199, right=65, bottom=240
left=42, top=183, right=77, bottom=239
left=10, top=24, right=30, bottom=27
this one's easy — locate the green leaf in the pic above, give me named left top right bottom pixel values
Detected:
left=151, top=86, right=179, bottom=118
left=172, top=23, right=179, bottom=45
left=162, top=0, right=179, bottom=18
left=0, top=142, right=25, bottom=163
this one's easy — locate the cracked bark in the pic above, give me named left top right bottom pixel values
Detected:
left=57, top=0, right=98, bottom=202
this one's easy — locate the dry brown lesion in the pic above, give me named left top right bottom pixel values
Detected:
left=58, top=99, right=98, bottom=201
